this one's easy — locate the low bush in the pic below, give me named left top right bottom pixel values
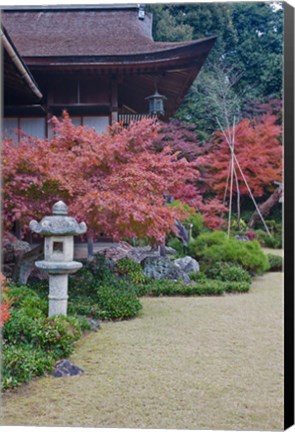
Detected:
left=116, top=258, right=146, bottom=284
left=96, top=284, right=142, bottom=320
left=3, top=309, right=89, bottom=360
left=222, top=281, right=250, bottom=293
left=189, top=231, right=227, bottom=258
left=2, top=343, right=55, bottom=390
left=68, top=255, right=144, bottom=320
left=267, top=254, right=283, bottom=271
left=189, top=231, right=269, bottom=274
left=68, top=298, right=102, bottom=319
left=255, top=229, right=282, bottom=249
left=189, top=271, right=208, bottom=283
left=205, top=262, right=252, bottom=284
left=2, top=284, right=91, bottom=390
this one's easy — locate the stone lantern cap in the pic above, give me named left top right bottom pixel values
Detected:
left=29, top=201, right=87, bottom=236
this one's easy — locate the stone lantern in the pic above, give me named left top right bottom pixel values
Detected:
left=29, top=201, right=87, bottom=317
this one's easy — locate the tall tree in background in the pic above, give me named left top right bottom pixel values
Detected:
left=149, top=2, right=283, bottom=138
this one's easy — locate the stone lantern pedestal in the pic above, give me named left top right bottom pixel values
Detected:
left=29, top=201, right=87, bottom=317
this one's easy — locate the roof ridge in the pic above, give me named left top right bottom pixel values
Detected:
left=1, top=4, right=140, bottom=12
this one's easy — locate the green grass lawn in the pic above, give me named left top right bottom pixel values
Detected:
left=1, top=269, right=283, bottom=430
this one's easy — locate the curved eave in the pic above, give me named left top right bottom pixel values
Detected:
left=24, top=36, right=217, bottom=72
left=1, top=26, right=43, bottom=102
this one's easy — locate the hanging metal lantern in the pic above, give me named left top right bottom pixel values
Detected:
left=145, top=89, right=167, bottom=116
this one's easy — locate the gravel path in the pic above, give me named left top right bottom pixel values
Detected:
left=1, top=270, right=283, bottom=430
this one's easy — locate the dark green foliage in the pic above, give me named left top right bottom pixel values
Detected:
left=205, top=262, right=252, bottom=283
left=149, top=4, right=194, bottom=42
left=255, top=229, right=281, bottom=248
left=68, top=299, right=102, bottom=319
left=2, top=285, right=90, bottom=390
left=95, top=284, right=142, bottom=320
left=116, top=258, right=146, bottom=284
left=189, top=231, right=269, bottom=274
left=267, top=254, right=283, bottom=272
left=67, top=254, right=143, bottom=320
left=255, top=222, right=282, bottom=249
left=189, top=271, right=208, bottom=283
left=149, top=3, right=283, bottom=137
left=167, top=237, right=187, bottom=258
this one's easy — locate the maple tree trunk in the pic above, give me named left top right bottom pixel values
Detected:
left=14, top=221, right=21, bottom=239
left=248, top=187, right=282, bottom=229
left=159, top=242, right=166, bottom=257
left=87, top=231, right=94, bottom=261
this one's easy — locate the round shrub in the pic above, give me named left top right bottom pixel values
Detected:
left=190, top=231, right=269, bottom=274
left=189, top=230, right=227, bottom=258
left=267, top=254, right=283, bottom=271
left=96, top=284, right=142, bottom=320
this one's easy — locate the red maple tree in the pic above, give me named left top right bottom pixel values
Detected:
left=198, top=115, right=282, bottom=200
left=3, top=114, right=202, bottom=244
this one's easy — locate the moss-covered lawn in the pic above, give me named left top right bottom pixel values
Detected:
left=1, top=269, right=283, bottom=430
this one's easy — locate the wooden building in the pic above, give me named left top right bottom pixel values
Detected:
left=2, top=4, right=216, bottom=141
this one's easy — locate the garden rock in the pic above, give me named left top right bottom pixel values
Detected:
left=3, top=233, right=31, bottom=264
left=3, top=233, right=32, bottom=281
left=53, top=360, right=84, bottom=377
left=98, top=243, right=177, bottom=264
left=85, top=317, right=101, bottom=332
left=141, top=256, right=190, bottom=283
left=235, top=235, right=249, bottom=241
left=174, top=256, right=199, bottom=273
left=98, top=241, right=133, bottom=262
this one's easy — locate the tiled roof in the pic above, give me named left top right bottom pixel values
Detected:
left=2, top=9, right=211, bottom=58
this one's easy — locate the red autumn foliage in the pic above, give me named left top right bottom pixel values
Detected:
left=198, top=115, right=282, bottom=200
left=0, top=273, right=12, bottom=327
left=151, top=119, right=227, bottom=228
left=3, top=114, right=203, bottom=244
left=242, top=98, right=282, bottom=123
left=153, top=119, right=212, bottom=162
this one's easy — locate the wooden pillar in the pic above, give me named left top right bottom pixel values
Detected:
left=111, top=78, right=118, bottom=125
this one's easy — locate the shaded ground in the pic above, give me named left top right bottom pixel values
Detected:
left=1, top=266, right=283, bottom=430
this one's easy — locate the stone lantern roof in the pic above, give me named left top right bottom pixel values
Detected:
left=29, top=201, right=87, bottom=236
